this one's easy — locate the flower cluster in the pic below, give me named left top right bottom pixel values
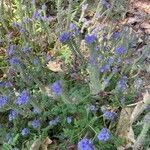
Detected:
left=32, top=119, right=41, bottom=129
left=8, top=110, right=18, bottom=121
left=0, top=96, right=8, bottom=108
left=51, top=81, right=62, bottom=95
left=49, top=117, right=60, bottom=126
left=97, top=128, right=110, bottom=142
left=78, top=138, right=95, bottom=150
left=16, top=90, right=29, bottom=105
left=21, top=128, right=29, bottom=136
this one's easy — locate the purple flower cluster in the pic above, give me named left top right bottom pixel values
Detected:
left=116, top=76, right=127, bottom=92
left=7, top=45, right=16, bottom=56
left=0, top=96, right=8, bottom=108
left=114, top=47, right=126, bottom=55
left=49, top=117, right=60, bottom=126
left=103, top=111, right=116, bottom=120
left=16, top=90, right=29, bottom=105
left=100, top=64, right=110, bottom=73
left=97, top=128, right=110, bottom=142
left=0, top=81, right=13, bottom=88
left=87, top=105, right=98, bottom=113
left=51, top=81, right=62, bottom=95
left=9, top=57, right=20, bottom=66
left=21, top=128, right=29, bottom=136
left=32, top=119, right=41, bottom=129
left=78, top=138, right=95, bottom=150
left=85, top=34, right=97, bottom=44
left=8, top=110, right=18, bottom=121
left=111, top=31, right=120, bottom=39
left=59, top=32, right=70, bottom=43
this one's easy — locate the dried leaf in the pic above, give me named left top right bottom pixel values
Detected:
left=30, top=139, right=42, bottom=150
left=47, top=60, right=63, bottom=72
left=40, top=137, right=52, bottom=150
left=143, top=90, right=150, bottom=104
left=116, top=107, right=134, bottom=144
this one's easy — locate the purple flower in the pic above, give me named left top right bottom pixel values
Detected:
left=59, top=32, right=70, bottom=43
left=111, top=31, right=120, bottom=39
left=20, top=28, right=26, bottom=34
left=78, top=138, right=95, bottom=150
left=66, top=117, right=72, bottom=124
left=101, top=0, right=111, bottom=9
left=100, top=64, right=110, bottom=73
left=7, top=45, right=16, bottom=56
left=32, top=119, right=41, bottom=129
left=32, top=108, right=41, bottom=114
left=107, top=57, right=114, bottom=64
left=85, top=34, right=97, bottom=44
left=97, top=128, right=110, bottom=142
left=32, top=9, right=42, bottom=19
left=8, top=110, right=18, bottom=121
left=103, top=111, right=116, bottom=120
left=87, top=105, right=98, bottom=112
left=51, top=81, right=62, bottom=95
left=145, top=105, right=150, bottom=111
left=9, top=57, right=20, bottom=66
left=16, top=90, right=29, bottom=105
left=0, top=96, right=8, bottom=108
left=21, top=128, right=29, bottom=136
left=49, top=117, right=60, bottom=126
left=114, top=47, right=126, bottom=55
left=32, top=57, right=40, bottom=65
left=116, top=77, right=127, bottom=92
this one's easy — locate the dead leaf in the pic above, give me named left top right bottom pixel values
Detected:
left=47, top=60, right=63, bottom=72
left=40, top=137, right=52, bottom=150
left=116, top=107, right=134, bottom=144
left=30, top=139, right=42, bottom=150
left=143, top=90, right=150, bottom=104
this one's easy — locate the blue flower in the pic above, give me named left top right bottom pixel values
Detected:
left=97, top=128, right=110, bottom=142
left=101, top=0, right=111, bottom=9
left=78, top=138, right=95, bottom=150
left=49, top=117, right=60, bottom=126
left=66, top=117, right=72, bottom=124
left=0, top=96, right=8, bottom=108
left=21, top=128, right=29, bottom=136
left=51, top=81, right=62, bottom=95
left=85, top=35, right=97, bottom=44
left=16, top=90, right=29, bottom=105
left=103, top=111, right=116, bottom=120
left=87, top=105, right=98, bottom=112
left=116, top=77, right=127, bottom=92
left=114, top=47, right=126, bottom=55
left=32, top=108, right=41, bottom=114
left=32, top=119, right=41, bottom=129
left=111, top=31, right=120, bottom=39
left=7, top=45, right=15, bottom=56
left=100, top=64, right=110, bottom=73
left=59, top=32, right=70, bottom=43
left=8, top=110, right=18, bottom=121
left=107, top=57, right=114, bottom=64
left=9, top=57, right=20, bottom=66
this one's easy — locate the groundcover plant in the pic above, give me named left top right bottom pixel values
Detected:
left=0, top=0, right=150, bottom=150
